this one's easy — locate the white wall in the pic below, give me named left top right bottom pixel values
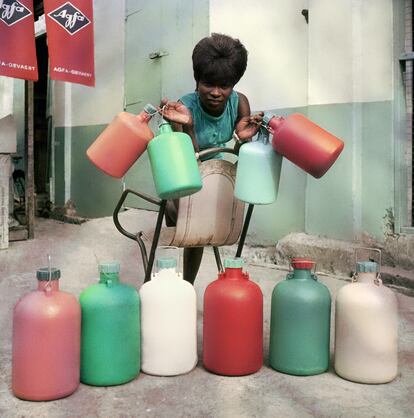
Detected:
left=308, top=0, right=393, bottom=105
left=0, top=77, right=14, bottom=118
left=209, top=0, right=309, bottom=112
left=54, top=0, right=126, bottom=127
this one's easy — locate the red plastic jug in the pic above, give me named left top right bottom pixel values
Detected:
left=203, top=258, right=263, bottom=376
left=263, top=112, right=344, bottom=178
left=12, top=267, right=81, bottom=401
left=86, top=104, right=157, bottom=178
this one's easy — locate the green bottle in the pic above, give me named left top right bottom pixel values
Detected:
left=269, top=258, right=331, bottom=375
left=80, top=261, right=140, bottom=385
left=147, top=121, right=202, bottom=199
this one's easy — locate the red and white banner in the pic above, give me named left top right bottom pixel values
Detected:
left=44, top=0, right=95, bottom=87
left=0, top=0, right=38, bottom=81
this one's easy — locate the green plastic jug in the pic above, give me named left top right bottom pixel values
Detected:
left=80, top=261, right=140, bottom=386
left=269, top=258, right=331, bottom=375
left=234, top=128, right=282, bottom=204
left=147, top=121, right=202, bottom=199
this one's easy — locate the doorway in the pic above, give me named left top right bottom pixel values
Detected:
left=33, top=33, right=52, bottom=217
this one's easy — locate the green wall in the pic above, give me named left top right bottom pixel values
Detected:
left=55, top=125, right=123, bottom=217
left=306, top=101, right=394, bottom=242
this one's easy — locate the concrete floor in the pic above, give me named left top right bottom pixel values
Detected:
left=0, top=209, right=413, bottom=418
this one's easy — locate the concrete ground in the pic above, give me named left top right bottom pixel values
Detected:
left=0, top=209, right=413, bottom=418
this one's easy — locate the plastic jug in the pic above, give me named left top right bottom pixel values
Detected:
left=263, top=112, right=344, bottom=178
left=79, top=261, right=140, bottom=386
left=12, top=267, right=81, bottom=400
left=203, top=258, right=263, bottom=376
left=234, top=128, right=282, bottom=205
left=147, top=121, right=202, bottom=199
left=139, top=250, right=197, bottom=376
left=335, top=249, right=398, bottom=383
left=269, top=258, right=331, bottom=375
left=86, top=104, right=157, bottom=178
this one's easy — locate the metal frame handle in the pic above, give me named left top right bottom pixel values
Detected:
left=113, top=188, right=164, bottom=280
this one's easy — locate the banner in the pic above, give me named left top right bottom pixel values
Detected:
left=44, top=0, right=95, bottom=87
left=0, top=0, right=38, bottom=81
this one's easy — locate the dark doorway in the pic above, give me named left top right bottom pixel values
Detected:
left=33, top=34, right=51, bottom=216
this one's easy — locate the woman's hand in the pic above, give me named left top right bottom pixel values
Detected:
left=235, top=112, right=264, bottom=141
left=159, top=98, right=193, bottom=126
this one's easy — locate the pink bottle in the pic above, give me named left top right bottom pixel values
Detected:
left=86, top=104, right=157, bottom=178
left=12, top=267, right=81, bottom=401
left=264, top=112, right=344, bottom=178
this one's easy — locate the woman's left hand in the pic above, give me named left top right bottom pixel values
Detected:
left=235, top=112, right=264, bottom=141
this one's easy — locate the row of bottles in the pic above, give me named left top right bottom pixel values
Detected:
left=86, top=105, right=344, bottom=205
left=12, top=250, right=398, bottom=401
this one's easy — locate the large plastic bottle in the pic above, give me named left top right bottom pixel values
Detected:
left=80, top=261, right=140, bottom=386
left=139, top=254, right=197, bottom=376
left=234, top=128, right=283, bottom=205
left=147, top=120, right=202, bottom=199
left=12, top=267, right=81, bottom=401
left=203, top=258, right=263, bottom=376
left=269, top=258, right=331, bottom=375
left=263, top=112, right=344, bottom=178
left=86, top=104, right=157, bottom=178
left=335, top=253, right=398, bottom=383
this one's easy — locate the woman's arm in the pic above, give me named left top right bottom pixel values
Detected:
left=235, top=92, right=263, bottom=143
left=159, top=99, right=199, bottom=152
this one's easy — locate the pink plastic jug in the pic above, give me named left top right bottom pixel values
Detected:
left=12, top=267, right=81, bottom=401
left=86, top=104, right=157, bottom=178
left=263, top=112, right=344, bottom=178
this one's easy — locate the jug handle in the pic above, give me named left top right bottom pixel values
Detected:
left=353, top=247, right=382, bottom=282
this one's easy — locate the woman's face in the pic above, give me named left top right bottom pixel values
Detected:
left=197, top=80, right=234, bottom=116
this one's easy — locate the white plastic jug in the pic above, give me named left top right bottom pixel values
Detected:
left=139, top=251, right=197, bottom=376
left=334, top=249, right=398, bottom=383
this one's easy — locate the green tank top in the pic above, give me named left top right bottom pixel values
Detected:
left=180, top=91, right=239, bottom=159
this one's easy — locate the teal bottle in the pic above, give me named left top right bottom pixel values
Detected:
left=269, top=258, right=331, bottom=375
left=80, top=261, right=140, bottom=385
left=147, top=121, right=202, bottom=199
left=235, top=128, right=282, bottom=205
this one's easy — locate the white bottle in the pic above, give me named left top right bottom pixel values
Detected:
left=139, top=256, right=197, bottom=376
left=334, top=254, right=398, bottom=384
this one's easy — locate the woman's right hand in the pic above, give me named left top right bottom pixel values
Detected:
left=159, top=98, right=193, bottom=126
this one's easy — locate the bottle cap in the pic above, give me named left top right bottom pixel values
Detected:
left=143, top=103, right=158, bottom=116
left=262, top=112, right=274, bottom=127
left=291, top=258, right=314, bottom=270
left=99, top=261, right=120, bottom=274
left=37, top=268, right=61, bottom=281
left=224, top=258, right=243, bottom=269
left=156, top=257, right=177, bottom=269
left=356, top=261, right=378, bottom=273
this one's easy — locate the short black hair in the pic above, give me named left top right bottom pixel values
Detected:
left=192, top=33, right=248, bottom=87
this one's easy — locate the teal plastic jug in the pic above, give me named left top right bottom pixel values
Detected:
left=235, top=129, right=282, bottom=204
left=269, top=258, right=331, bottom=375
left=79, top=261, right=140, bottom=386
left=147, top=121, right=202, bottom=199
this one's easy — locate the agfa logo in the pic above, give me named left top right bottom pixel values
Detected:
left=0, top=0, right=32, bottom=27
left=47, top=2, right=90, bottom=35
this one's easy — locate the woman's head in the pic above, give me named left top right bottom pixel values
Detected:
left=192, top=33, right=248, bottom=88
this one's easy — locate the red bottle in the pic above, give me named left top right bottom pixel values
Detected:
left=86, top=104, right=156, bottom=178
left=264, top=112, right=344, bottom=178
left=203, top=258, right=263, bottom=376
left=12, top=268, right=81, bottom=401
